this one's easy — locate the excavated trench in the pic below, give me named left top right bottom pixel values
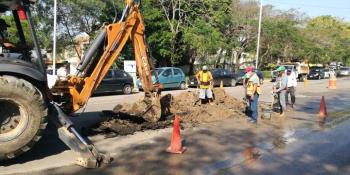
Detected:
left=91, top=89, right=251, bottom=137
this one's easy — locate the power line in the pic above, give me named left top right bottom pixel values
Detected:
left=264, top=0, right=350, bottom=10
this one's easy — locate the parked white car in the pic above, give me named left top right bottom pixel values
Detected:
left=338, top=67, right=350, bottom=76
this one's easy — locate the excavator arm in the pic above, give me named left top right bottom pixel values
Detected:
left=52, top=1, right=162, bottom=122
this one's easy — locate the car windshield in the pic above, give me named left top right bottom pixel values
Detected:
left=340, top=68, right=349, bottom=71
left=151, top=68, right=165, bottom=76
left=310, top=69, right=320, bottom=72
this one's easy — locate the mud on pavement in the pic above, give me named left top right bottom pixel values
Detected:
left=92, top=89, right=247, bottom=137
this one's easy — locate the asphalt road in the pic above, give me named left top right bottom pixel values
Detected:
left=1, top=77, right=350, bottom=175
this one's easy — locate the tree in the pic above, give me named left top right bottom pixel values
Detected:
left=302, top=16, right=350, bottom=65
left=28, top=0, right=350, bottom=69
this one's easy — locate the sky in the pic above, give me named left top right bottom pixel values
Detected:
left=263, top=0, right=350, bottom=22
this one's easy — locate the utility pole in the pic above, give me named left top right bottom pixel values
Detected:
left=256, top=0, right=263, bottom=69
left=52, top=0, right=57, bottom=75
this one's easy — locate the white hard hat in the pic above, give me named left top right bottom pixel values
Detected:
left=202, top=65, right=208, bottom=70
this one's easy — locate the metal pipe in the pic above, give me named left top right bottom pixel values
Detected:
left=24, top=4, right=46, bottom=74
left=53, top=0, right=57, bottom=75
left=52, top=103, right=89, bottom=146
left=119, top=5, right=129, bottom=23
left=12, top=10, right=29, bottom=61
left=76, top=30, right=107, bottom=75
left=70, top=127, right=89, bottom=146
left=255, top=0, right=263, bottom=69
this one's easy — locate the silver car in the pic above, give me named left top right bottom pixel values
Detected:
left=323, top=68, right=330, bottom=78
left=338, top=67, right=350, bottom=76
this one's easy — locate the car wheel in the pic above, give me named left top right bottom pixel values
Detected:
left=122, top=84, right=132, bottom=95
left=302, top=75, right=307, bottom=82
left=230, top=79, right=237, bottom=87
left=179, top=82, right=187, bottom=90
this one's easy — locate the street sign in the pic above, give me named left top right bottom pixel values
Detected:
left=124, top=60, right=137, bottom=73
left=124, top=60, right=139, bottom=92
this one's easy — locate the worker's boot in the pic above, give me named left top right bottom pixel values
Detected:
left=280, top=111, right=285, bottom=117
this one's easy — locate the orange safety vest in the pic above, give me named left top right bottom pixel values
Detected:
left=246, top=74, right=262, bottom=96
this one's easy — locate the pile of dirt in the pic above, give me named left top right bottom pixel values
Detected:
left=92, top=88, right=247, bottom=136
left=161, top=88, right=246, bottom=123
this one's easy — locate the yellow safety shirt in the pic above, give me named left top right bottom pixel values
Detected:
left=196, top=71, right=213, bottom=89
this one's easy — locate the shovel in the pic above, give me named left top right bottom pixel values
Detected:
left=209, top=81, right=215, bottom=101
left=193, top=84, right=201, bottom=106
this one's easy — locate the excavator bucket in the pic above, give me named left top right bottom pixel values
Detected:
left=125, top=91, right=161, bottom=122
left=141, top=93, right=162, bottom=122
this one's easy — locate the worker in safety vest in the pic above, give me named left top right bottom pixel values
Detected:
left=196, top=65, right=214, bottom=105
left=245, top=66, right=262, bottom=124
left=274, top=66, right=288, bottom=116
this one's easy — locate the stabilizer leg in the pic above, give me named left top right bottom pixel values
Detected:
left=52, top=104, right=112, bottom=168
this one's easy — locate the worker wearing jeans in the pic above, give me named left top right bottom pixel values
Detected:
left=245, top=66, right=262, bottom=123
left=249, top=92, right=259, bottom=122
left=275, top=66, right=288, bottom=116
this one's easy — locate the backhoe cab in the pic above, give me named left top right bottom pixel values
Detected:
left=0, top=0, right=161, bottom=168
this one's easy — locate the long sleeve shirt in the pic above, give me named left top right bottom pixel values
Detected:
left=276, top=74, right=288, bottom=92
left=287, top=72, right=297, bottom=87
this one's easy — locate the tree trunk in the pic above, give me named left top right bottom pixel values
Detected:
left=235, top=48, right=242, bottom=71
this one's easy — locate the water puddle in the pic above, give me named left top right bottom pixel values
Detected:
left=203, top=147, right=261, bottom=175
left=203, top=110, right=350, bottom=174
left=203, top=128, right=299, bottom=175
left=203, top=128, right=313, bottom=174
left=302, top=106, right=314, bottom=110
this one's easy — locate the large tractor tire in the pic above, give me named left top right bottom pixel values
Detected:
left=0, top=76, right=48, bottom=161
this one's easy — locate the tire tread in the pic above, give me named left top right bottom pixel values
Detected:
left=0, top=75, right=48, bottom=161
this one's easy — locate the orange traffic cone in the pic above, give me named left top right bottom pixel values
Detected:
left=319, top=96, right=327, bottom=118
left=328, top=77, right=336, bottom=89
left=166, top=115, right=186, bottom=154
left=220, top=80, right=224, bottom=89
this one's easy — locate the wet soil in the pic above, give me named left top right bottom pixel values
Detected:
left=91, top=89, right=251, bottom=137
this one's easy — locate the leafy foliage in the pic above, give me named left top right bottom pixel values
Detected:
left=7, top=0, right=349, bottom=69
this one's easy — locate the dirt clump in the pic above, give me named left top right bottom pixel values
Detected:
left=92, top=88, right=246, bottom=136
left=92, top=111, right=173, bottom=137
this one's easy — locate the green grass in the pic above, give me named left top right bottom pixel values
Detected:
left=262, top=71, right=272, bottom=79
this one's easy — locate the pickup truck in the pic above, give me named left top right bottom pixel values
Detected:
left=271, top=62, right=309, bottom=82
